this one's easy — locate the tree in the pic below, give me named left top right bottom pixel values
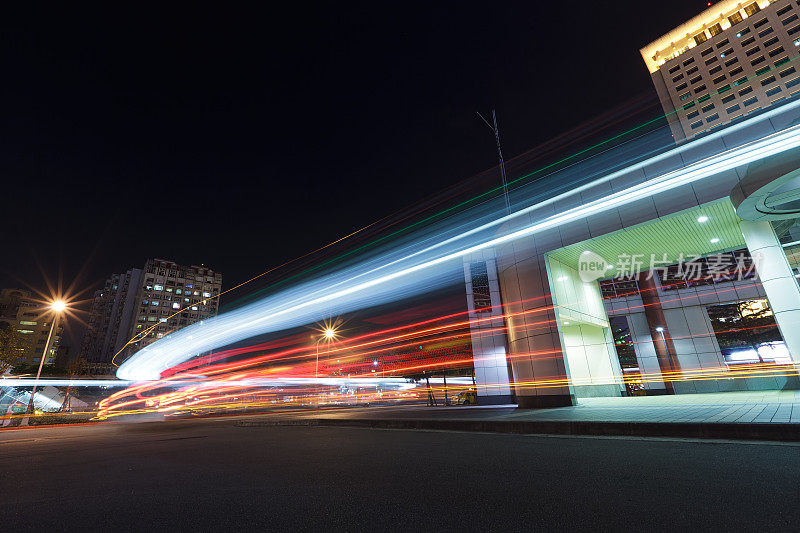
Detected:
left=0, top=322, right=25, bottom=375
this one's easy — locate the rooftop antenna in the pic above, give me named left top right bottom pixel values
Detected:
left=477, top=109, right=511, bottom=213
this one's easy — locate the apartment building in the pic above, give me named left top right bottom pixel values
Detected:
left=0, top=288, right=62, bottom=367
left=80, top=259, right=222, bottom=366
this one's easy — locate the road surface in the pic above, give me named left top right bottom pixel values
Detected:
left=1, top=415, right=798, bottom=530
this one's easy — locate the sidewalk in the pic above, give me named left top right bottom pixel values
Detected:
left=238, top=390, right=800, bottom=441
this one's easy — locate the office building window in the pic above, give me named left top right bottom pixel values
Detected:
left=729, top=11, right=744, bottom=26
left=695, top=32, right=709, bottom=45
left=708, top=23, right=723, bottom=37
left=769, top=46, right=785, bottom=57
left=744, top=2, right=760, bottom=16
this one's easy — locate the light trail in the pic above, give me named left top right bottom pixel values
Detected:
left=117, top=113, right=800, bottom=382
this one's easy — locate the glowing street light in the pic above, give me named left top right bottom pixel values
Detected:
left=315, top=326, right=339, bottom=381
left=25, top=300, right=68, bottom=417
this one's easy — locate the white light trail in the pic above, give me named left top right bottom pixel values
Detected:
left=118, top=110, right=800, bottom=381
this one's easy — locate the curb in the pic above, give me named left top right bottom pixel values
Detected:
left=236, top=417, right=800, bottom=442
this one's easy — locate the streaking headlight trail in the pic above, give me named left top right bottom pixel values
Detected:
left=118, top=110, right=800, bottom=381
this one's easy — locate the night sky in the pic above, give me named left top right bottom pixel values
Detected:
left=1, top=1, right=707, bottom=301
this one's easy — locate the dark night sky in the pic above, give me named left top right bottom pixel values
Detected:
left=1, top=1, right=707, bottom=300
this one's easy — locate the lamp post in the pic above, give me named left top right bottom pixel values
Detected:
left=25, top=300, right=67, bottom=416
left=315, top=327, right=336, bottom=381
left=312, top=327, right=337, bottom=408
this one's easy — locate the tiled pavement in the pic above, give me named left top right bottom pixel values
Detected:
left=300, top=390, right=800, bottom=425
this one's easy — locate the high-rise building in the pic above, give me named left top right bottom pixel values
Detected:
left=641, top=0, right=800, bottom=142
left=80, top=259, right=222, bottom=367
left=0, top=288, right=62, bottom=367
left=79, top=269, right=143, bottom=365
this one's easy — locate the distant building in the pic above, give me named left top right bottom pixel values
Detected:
left=0, top=289, right=62, bottom=367
left=641, top=0, right=800, bottom=142
left=79, top=259, right=222, bottom=367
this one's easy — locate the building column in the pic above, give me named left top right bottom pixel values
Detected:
left=740, top=220, right=800, bottom=364
left=635, top=273, right=678, bottom=393
left=464, top=252, right=513, bottom=405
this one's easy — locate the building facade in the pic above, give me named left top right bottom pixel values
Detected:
left=80, top=259, right=222, bottom=367
left=0, top=289, right=62, bottom=368
left=642, top=0, right=800, bottom=142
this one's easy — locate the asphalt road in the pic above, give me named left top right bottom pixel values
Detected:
left=2, top=416, right=799, bottom=531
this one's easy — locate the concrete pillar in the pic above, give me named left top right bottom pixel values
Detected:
left=463, top=252, right=513, bottom=405
left=740, top=220, right=800, bottom=364
left=635, top=273, right=678, bottom=393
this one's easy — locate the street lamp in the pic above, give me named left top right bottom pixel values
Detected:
left=315, top=327, right=337, bottom=381
left=26, top=300, right=67, bottom=415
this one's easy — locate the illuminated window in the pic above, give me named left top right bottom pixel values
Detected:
left=203, top=292, right=211, bottom=298
left=191, top=306, right=198, bottom=311
left=151, top=300, right=159, bottom=306
left=172, top=302, right=180, bottom=309
left=708, top=23, right=722, bottom=37
left=728, top=11, right=744, bottom=26
left=154, top=284, right=163, bottom=291
left=147, top=316, right=157, bottom=322
left=176, top=289, right=182, bottom=294
left=16, top=329, right=34, bottom=334
left=19, top=320, right=37, bottom=326
left=695, top=32, right=709, bottom=45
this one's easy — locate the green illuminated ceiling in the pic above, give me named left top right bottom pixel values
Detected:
left=547, top=199, right=746, bottom=275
